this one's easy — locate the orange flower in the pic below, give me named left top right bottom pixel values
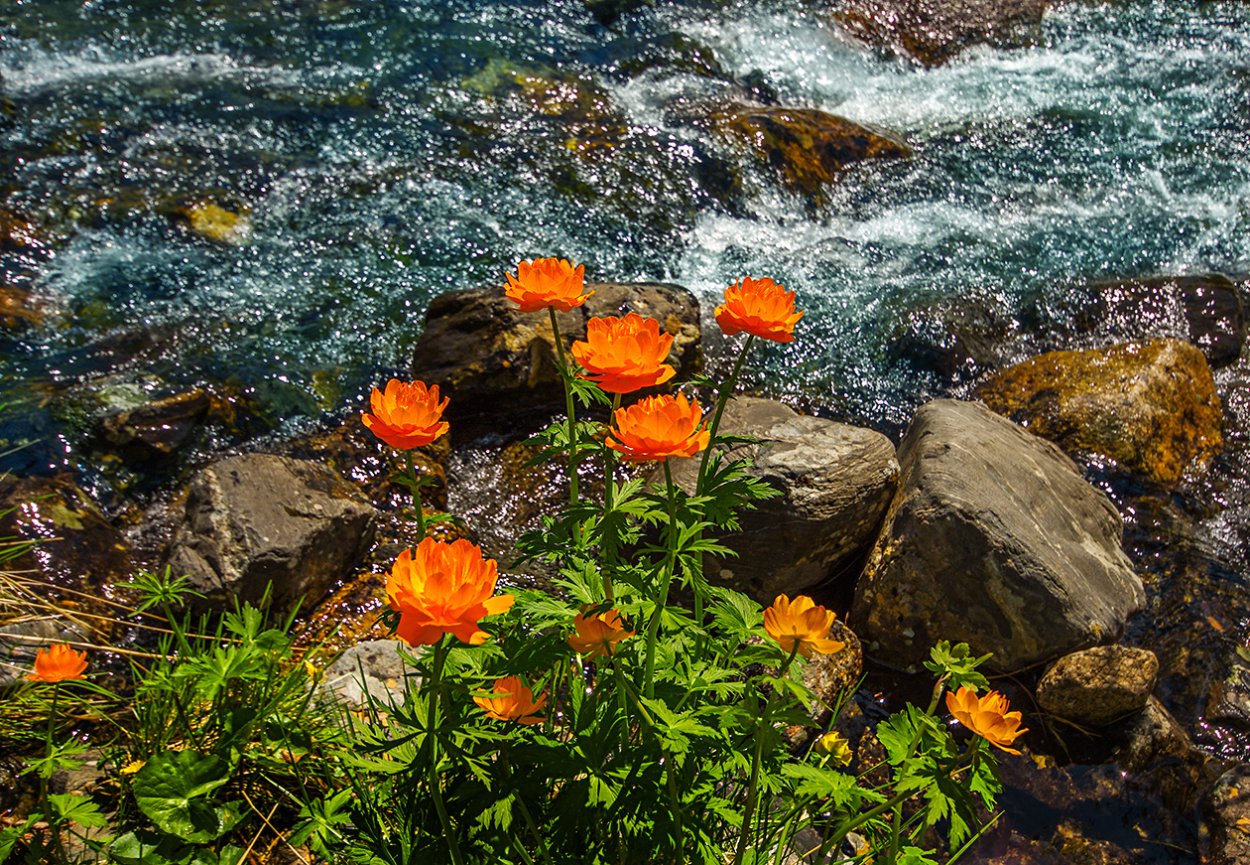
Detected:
left=606, top=393, right=709, bottom=463
left=945, top=686, right=1029, bottom=755
left=504, top=257, right=592, bottom=313
left=714, top=276, right=803, bottom=343
left=568, top=607, right=634, bottom=658
left=474, top=675, right=547, bottom=725
left=571, top=313, right=676, bottom=394
left=361, top=378, right=450, bottom=451
left=27, top=644, right=88, bottom=683
left=763, top=594, right=846, bottom=658
left=385, top=538, right=514, bottom=646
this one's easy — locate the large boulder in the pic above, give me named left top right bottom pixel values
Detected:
left=665, top=398, right=898, bottom=601
left=976, top=338, right=1223, bottom=486
left=413, top=282, right=700, bottom=435
left=166, top=454, right=376, bottom=614
left=832, top=0, right=1049, bottom=67
left=1036, top=645, right=1158, bottom=727
left=850, top=399, right=1145, bottom=672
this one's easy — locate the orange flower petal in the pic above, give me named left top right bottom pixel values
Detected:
left=504, top=258, right=592, bottom=313
left=714, top=276, right=803, bottom=343
left=361, top=379, right=450, bottom=451
left=27, top=644, right=88, bottom=683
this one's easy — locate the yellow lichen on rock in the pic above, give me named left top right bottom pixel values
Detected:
left=976, top=338, right=1223, bottom=486
left=182, top=201, right=251, bottom=245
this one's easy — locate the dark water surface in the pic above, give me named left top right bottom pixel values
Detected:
left=3, top=0, right=1250, bottom=860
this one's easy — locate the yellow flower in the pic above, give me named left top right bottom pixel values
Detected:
left=504, top=257, right=592, bottom=312
left=474, top=676, right=547, bottom=725
left=567, top=607, right=634, bottom=659
left=762, top=594, right=845, bottom=658
left=945, top=686, right=1028, bottom=755
left=814, top=731, right=853, bottom=767
left=120, top=760, right=146, bottom=776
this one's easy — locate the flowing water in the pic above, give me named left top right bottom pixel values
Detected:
left=3, top=0, right=1250, bottom=859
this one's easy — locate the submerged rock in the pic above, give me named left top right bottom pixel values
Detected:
left=850, top=399, right=1144, bottom=672
left=1036, top=645, right=1158, bottom=727
left=413, top=282, right=700, bottom=435
left=178, top=201, right=251, bottom=245
left=831, top=0, right=1049, bottom=67
left=98, top=388, right=212, bottom=461
left=665, top=397, right=898, bottom=601
left=976, top=338, right=1223, bottom=486
left=166, top=454, right=376, bottom=614
left=888, top=292, right=1016, bottom=380
left=704, top=102, right=910, bottom=202
left=0, top=286, right=47, bottom=331
left=1203, top=764, right=1250, bottom=865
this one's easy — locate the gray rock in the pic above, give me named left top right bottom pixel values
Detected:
left=1036, top=645, right=1158, bottom=726
left=413, top=282, right=700, bottom=435
left=666, top=398, right=898, bottom=601
left=321, top=639, right=417, bottom=707
left=167, top=454, right=376, bottom=614
left=1203, top=764, right=1250, bottom=865
left=850, top=399, right=1145, bottom=672
left=1111, top=696, right=1193, bottom=773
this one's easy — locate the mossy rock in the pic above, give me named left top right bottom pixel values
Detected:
left=976, top=338, right=1223, bottom=486
left=705, top=102, right=910, bottom=201
left=178, top=201, right=251, bottom=245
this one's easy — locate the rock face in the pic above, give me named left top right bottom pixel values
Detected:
left=976, top=338, right=1223, bottom=486
left=706, top=103, right=910, bottom=200
left=1036, top=645, right=1158, bottom=726
left=413, top=282, right=700, bottom=433
left=320, top=639, right=414, bottom=707
left=666, top=398, right=898, bottom=601
left=833, top=0, right=1049, bottom=67
left=850, top=399, right=1145, bottom=672
left=167, top=454, right=376, bottom=613
left=1203, top=764, right=1250, bottom=865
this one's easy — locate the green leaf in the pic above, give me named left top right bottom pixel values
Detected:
left=132, top=750, right=242, bottom=843
left=47, top=792, right=110, bottom=829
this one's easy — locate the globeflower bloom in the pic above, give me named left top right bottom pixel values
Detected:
left=945, top=686, right=1029, bottom=755
left=474, top=676, right=547, bottom=725
left=504, top=257, right=592, bottom=313
left=361, top=378, right=450, bottom=451
left=714, top=276, right=803, bottom=343
left=385, top=538, right=514, bottom=647
left=571, top=313, right=676, bottom=394
left=568, top=607, right=634, bottom=658
left=606, top=393, right=709, bottom=463
left=763, top=594, right=846, bottom=659
left=814, top=731, right=853, bottom=767
left=28, top=644, right=88, bottom=683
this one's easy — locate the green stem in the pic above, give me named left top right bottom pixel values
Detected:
left=643, top=462, right=681, bottom=699
left=549, top=307, right=580, bottom=511
left=732, top=698, right=769, bottom=865
left=505, top=747, right=553, bottom=865
left=41, top=683, right=64, bottom=861
left=602, top=393, right=622, bottom=601
left=405, top=450, right=426, bottom=542
left=695, top=334, right=755, bottom=496
left=426, top=641, right=465, bottom=865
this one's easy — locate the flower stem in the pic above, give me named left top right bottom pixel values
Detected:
left=548, top=307, right=580, bottom=512
left=732, top=697, right=770, bottom=865
left=643, top=462, right=680, bottom=699
left=426, top=640, right=465, bottom=865
left=695, top=334, right=755, bottom=496
left=601, top=393, right=621, bottom=601
left=405, top=449, right=426, bottom=542
left=40, top=683, right=65, bottom=861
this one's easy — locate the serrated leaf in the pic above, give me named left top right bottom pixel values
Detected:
left=47, top=792, right=110, bottom=829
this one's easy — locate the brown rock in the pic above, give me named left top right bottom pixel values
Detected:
left=791, top=621, right=863, bottom=747
left=178, top=201, right=250, bottom=244
left=0, top=208, right=47, bottom=252
left=1036, top=645, right=1158, bottom=726
left=98, top=388, right=212, bottom=460
left=976, top=338, right=1223, bottom=486
left=707, top=102, right=910, bottom=201
left=0, top=286, right=46, bottom=330
left=1203, top=764, right=1250, bottom=865
left=413, top=282, right=700, bottom=435
left=833, top=0, right=1049, bottom=67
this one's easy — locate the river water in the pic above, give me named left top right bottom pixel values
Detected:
left=2, top=0, right=1249, bottom=859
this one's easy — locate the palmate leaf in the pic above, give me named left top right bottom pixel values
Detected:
left=131, top=750, right=242, bottom=843
left=48, top=793, right=110, bottom=829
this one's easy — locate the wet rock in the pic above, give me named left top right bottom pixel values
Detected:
left=166, top=454, right=376, bottom=614
left=0, top=474, right=134, bottom=603
left=320, top=639, right=416, bottom=708
left=786, top=621, right=864, bottom=748
left=888, top=293, right=1016, bottom=380
left=1036, top=645, right=1158, bottom=727
left=704, top=102, right=910, bottom=202
left=1205, top=645, right=1250, bottom=737
left=665, top=397, right=898, bottom=601
left=0, top=285, right=47, bottom=331
left=0, top=208, right=47, bottom=253
left=850, top=399, right=1145, bottom=673
left=1062, top=273, right=1246, bottom=369
left=976, top=338, right=1224, bottom=486
left=1203, top=764, right=1250, bottom=865
left=832, top=0, right=1049, bottom=67
left=98, top=388, right=212, bottom=461
left=1110, top=696, right=1194, bottom=774
left=413, top=282, right=700, bottom=436
left=178, top=201, right=251, bottom=245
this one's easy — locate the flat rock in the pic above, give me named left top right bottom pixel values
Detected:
left=850, top=399, right=1145, bottom=672
left=1203, top=764, right=1250, bottom=865
left=98, top=388, right=212, bottom=460
left=167, top=454, right=376, bottom=614
left=832, top=0, right=1049, bottom=67
left=976, top=338, right=1223, bottom=486
left=413, top=282, right=700, bottom=435
left=320, top=639, right=416, bottom=707
left=1036, top=645, right=1158, bottom=726
left=665, top=398, right=898, bottom=601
